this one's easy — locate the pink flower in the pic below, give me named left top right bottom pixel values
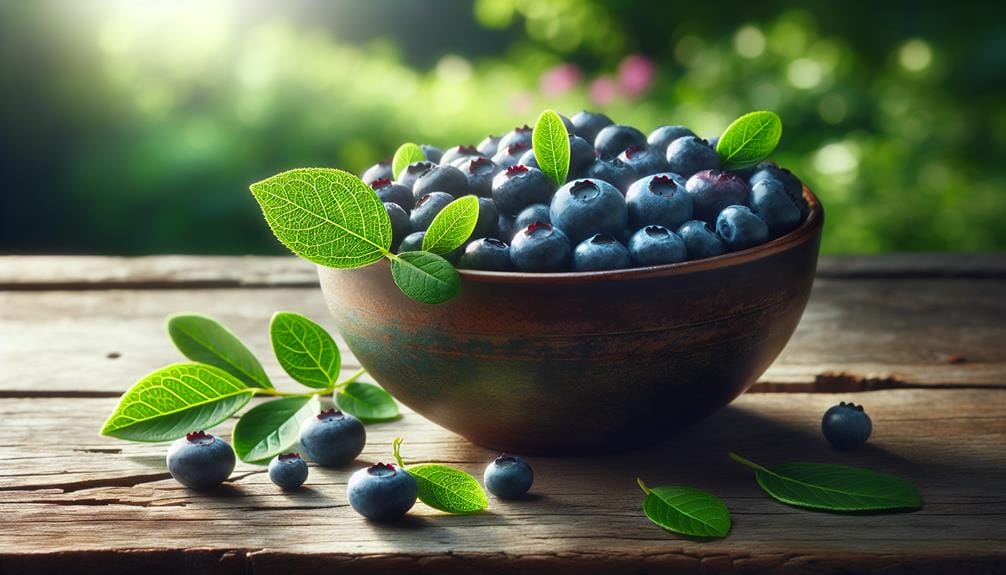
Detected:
left=539, top=63, right=582, bottom=97
left=589, top=75, right=617, bottom=106
left=510, top=90, right=534, bottom=115
left=618, top=54, right=656, bottom=99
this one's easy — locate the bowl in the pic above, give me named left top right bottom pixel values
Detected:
left=319, top=187, right=823, bottom=454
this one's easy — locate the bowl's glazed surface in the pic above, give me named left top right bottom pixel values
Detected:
left=319, top=189, right=823, bottom=453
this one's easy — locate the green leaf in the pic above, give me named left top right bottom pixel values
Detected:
left=409, top=464, right=488, bottom=514
left=532, top=109, right=571, bottom=185
left=729, top=453, right=923, bottom=512
left=389, top=251, right=461, bottom=304
left=249, top=168, right=392, bottom=268
left=269, top=312, right=341, bottom=389
left=166, top=313, right=272, bottom=390
left=232, top=396, right=321, bottom=464
left=637, top=479, right=731, bottom=538
left=100, top=363, right=254, bottom=442
left=335, top=382, right=400, bottom=421
left=716, top=111, right=783, bottom=170
left=392, top=142, right=426, bottom=179
left=422, top=195, right=480, bottom=255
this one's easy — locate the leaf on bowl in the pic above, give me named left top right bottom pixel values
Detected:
left=232, top=395, right=321, bottom=464
left=716, top=111, right=783, bottom=170
left=422, top=195, right=480, bottom=255
left=270, top=311, right=341, bottom=389
left=392, top=142, right=427, bottom=180
left=166, top=313, right=272, bottom=390
left=389, top=251, right=460, bottom=304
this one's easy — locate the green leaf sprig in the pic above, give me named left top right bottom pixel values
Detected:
left=393, top=438, right=488, bottom=514
left=101, top=312, right=400, bottom=464
left=715, top=110, right=783, bottom=170
left=637, top=478, right=731, bottom=539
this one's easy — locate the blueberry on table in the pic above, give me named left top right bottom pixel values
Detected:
left=751, top=178, right=803, bottom=238
left=647, top=125, right=697, bottom=154
left=666, top=136, right=721, bottom=177
left=583, top=156, right=638, bottom=194
left=549, top=178, right=627, bottom=244
left=685, top=169, right=751, bottom=223
left=412, top=164, right=469, bottom=201
left=409, top=191, right=455, bottom=231
left=514, top=203, right=551, bottom=231
left=492, top=142, right=531, bottom=168
left=626, top=173, right=692, bottom=231
left=459, top=237, right=513, bottom=271
left=372, top=178, right=414, bottom=212
left=384, top=202, right=412, bottom=250
left=594, top=124, right=647, bottom=158
left=678, top=220, right=725, bottom=260
left=166, top=431, right=235, bottom=490
left=462, top=157, right=501, bottom=198
left=822, top=402, right=873, bottom=451
left=510, top=222, right=572, bottom=272
left=492, top=165, right=553, bottom=216
left=299, top=408, right=366, bottom=467
left=440, top=144, right=483, bottom=166
left=268, top=452, right=309, bottom=490
left=628, top=225, right=688, bottom=266
left=347, top=462, right=418, bottom=521
left=716, top=205, right=769, bottom=251
left=618, top=145, right=671, bottom=178
left=484, top=454, right=534, bottom=499
left=498, top=124, right=534, bottom=151
left=362, top=159, right=392, bottom=185
left=573, top=233, right=631, bottom=272
left=570, top=110, right=614, bottom=144
left=396, top=160, right=437, bottom=190
left=477, top=134, right=501, bottom=157
left=420, top=144, right=443, bottom=164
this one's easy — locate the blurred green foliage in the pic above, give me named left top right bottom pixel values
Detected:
left=2, top=0, right=1004, bottom=254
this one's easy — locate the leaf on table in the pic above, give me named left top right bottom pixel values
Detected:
left=409, top=463, right=488, bottom=514
left=166, top=312, right=272, bottom=389
left=422, top=195, right=480, bottom=255
left=249, top=168, right=392, bottom=268
left=101, top=363, right=254, bottom=442
left=269, top=311, right=341, bottom=389
left=335, top=381, right=400, bottom=421
left=532, top=109, right=571, bottom=185
left=390, top=251, right=460, bottom=304
left=638, top=479, right=731, bottom=538
left=716, top=111, right=783, bottom=170
left=232, top=395, right=321, bottom=463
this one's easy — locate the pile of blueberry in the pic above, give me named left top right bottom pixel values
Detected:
left=364, top=110, right=809, bottom=272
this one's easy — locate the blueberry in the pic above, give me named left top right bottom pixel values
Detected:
left=583, top=156, right=638, bottom=194
left=570, top=110, right=614, bottom=144
left=685, top=169, right=751, bottom=222
left=398, top=230, right=425, bottom=253
left=484, top=454, right=534, bottom=499
left=410, top=191, right=455, bottom=231
left=628, top=225, right=687, bottom=266
left=420, top=144, right=443, bottom=164
left=461, top=157, right=501, bottom=198
left=440, top=145, right=483, bottom=166
left=618, top=145, right=670, bottom=178
left=510, top=222, right=571, bottom=272
left=568, top=135, right=597, bottom=178
left=594, top=124, right=646, bottom=158
left=514, top=203, right=551, bottom=231
left=362, top=159, right=392, bottom=186
left=666, top=136, right=721, bottom=177
left=707, top=136, right=720, bottom=149
left=268, top=452, right=309, bottom=490
left=749, top=162, right=809, bottom=217
left=750, top=178, right=802, bottom=238
left=492, top=142, right=531, bottom=168
left=369, top=178, right=413, bottom=212
left=496, top=214, right=516, bottom=241
left=573, top=234, right=631, bottom=271
left=677, top=220, right=725, bottom=260
left=385, top=202, right=412, bottom=250
left=647, top=125, right=697, bottom=154
left=471, top=196, right=499, bottom=240
left=498, top=124, right=533, bottom=151
left=715, top=205, right=769, bottom=251
left=166, top=431, right=235, bottom=490
left=821, top=402, right=872, bottom=452
left=517, top=148, right=539, bottom=170
left=558, top=113, right=575, bottom=135
left=396, top=160, right=437, bottom=190
left=347, top=462, right=417, bottom=521
left=459, top=237, right=512, bottom=271
left=626, top=173, right=692, bottom=231
left=299, top=408, right=366, bottom=467
left=412, top=164, right=468, bottom=201
left=477, top=134, right=501, bottom=157
left=549, top=178, right=627, bottom=245
left=491, top=165, right=553, bottom=216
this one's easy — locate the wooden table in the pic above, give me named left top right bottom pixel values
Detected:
left=1, top=255, right=1004, bottom=575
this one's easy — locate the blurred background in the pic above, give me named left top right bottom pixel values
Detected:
left=3, top=0, right=1005, bottom=255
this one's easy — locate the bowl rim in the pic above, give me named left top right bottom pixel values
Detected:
left=457, top=185, right=824, bottom=285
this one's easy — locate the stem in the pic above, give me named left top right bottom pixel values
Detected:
left=392, top=437, right=406, bottom=469
left=339, top=367, right=366, bottom=386
left=728, top=452, right=771, bottom=473
left=636, top=477, right=651, bottom=495
left=250, top=367, right=368, bottom=398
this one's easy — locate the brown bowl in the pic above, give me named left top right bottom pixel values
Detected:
left=319, top=188, right=824, bottom=454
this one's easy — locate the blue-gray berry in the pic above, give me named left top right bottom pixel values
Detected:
left=299, top=409, right=366, bottom=467
left=268, top=452, right=309, bottom=490
left=166, top=431, right=235, bottom=490
left=347, top=463, right=418, bottom=521
left=484, top=454, right=533, bottom=499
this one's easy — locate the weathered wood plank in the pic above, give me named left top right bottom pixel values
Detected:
left=2, top=254, right=1005, bottom=290
left=1, top=278, right=1003, bottom=396
left=1, top=389, right=1003, bottom=575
